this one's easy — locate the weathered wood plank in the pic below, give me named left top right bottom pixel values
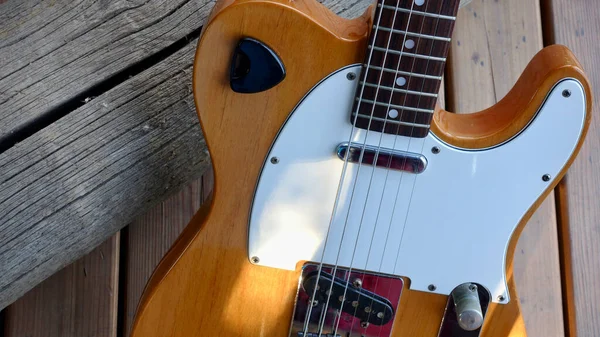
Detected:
left=0, top=0, right=405, bottom=144
left=0, top=0, right=382, bottom=313
left=3, top=234, right=119, bottom=337
left=0, top=0, right=213, bottom=142
left=123, top=171, right=213, bottom=337
left=0, top=39, right=210, bottom=310
left=449, top=1, right=565, bottom=335
left=543, top=0, right=600, bottom=335
left=0, top=0, right=377, bottom=311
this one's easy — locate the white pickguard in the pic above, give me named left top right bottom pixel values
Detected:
left=248, top=65, right=586, bottom=303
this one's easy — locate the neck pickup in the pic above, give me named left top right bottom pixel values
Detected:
left=336, top=142, right=427, bottom=174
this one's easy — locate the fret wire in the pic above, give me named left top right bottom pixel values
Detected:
left=352, top=113, right=430, bottom=128
left=373, top=26, right=451, bottom=42
left=352, top=0, right=460, bottom=137
left=362, top=65, right=443, bottom=80
left=378, top=4, right=457, bottom=21
left=357, top=98, right=435, bottom=114
left=360, top=82, right=438, bottom=98
left=368, top=46, right=447, bottom=62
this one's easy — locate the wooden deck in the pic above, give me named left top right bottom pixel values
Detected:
left=0, top=0, right=599, bottom=336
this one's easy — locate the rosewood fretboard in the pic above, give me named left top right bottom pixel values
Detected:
left=352, top=0, right=460, bottom=138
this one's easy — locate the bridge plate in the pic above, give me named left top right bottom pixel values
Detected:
left=289, top=263, right=403, bottom=337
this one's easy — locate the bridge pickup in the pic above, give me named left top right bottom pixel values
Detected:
left=302, top=270, right=395, bottom=326
left=336, top=142, right=427, bottom=174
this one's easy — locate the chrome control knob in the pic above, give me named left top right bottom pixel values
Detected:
left=451, top=283, right=484, bottom=331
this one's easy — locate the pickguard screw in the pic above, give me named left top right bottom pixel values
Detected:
left=353, top=278, right=363, bottom=288
left=360, top=321, right=369, bottom=329
left=468, top=284, right=478, bottom=292
left=377, top=312, right=385, bottom=319
left=270, top=156, right=279, bottom=164
left=542, top=174, right=551, bottom=182
left=428, top=284, right=437, bottom=291
left=250, top=256, right=260, bottom=264
left=497, top=295, right=506, bottom=302
left=562, top=89, right=572, bottom=98
left=352, top=300, right=359, bottom=308
left=347, top=72, right=357, bottom=81
left=364, top=306, right=372, bottom=313
left=431, top=146, right=440, bottom=154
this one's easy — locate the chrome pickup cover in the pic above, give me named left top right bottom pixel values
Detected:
left=290, top=263, right=403, bottom=337
left=336, top=142, right=427, bottom=174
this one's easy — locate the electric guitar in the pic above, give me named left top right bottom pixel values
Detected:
left=131, top=0, right=592, bottom=336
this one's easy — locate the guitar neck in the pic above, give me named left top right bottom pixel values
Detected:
left=352, top=0, right=461, bottom=138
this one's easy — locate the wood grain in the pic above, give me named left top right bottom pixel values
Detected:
left=123, top=171, right=213, bottom=337
left=125, top=11, right=445, bottom=337
left=0, top=0, right=398, bottom=317
left=543, top=0, right=600, bottom=336
left=446, top=1, right=565, bottom=335
left=130, top=0, right=369, bottom=335
left=121, top=1, right=375, bottom=336
left=129, top=0, right=586, bottom=334
left=3, top=234, right=119, bottom=337
left=0, top=0, right=214, bottom=141
left=0, top=1, right=595, bottom=337
left=0, top=40, right=210, bottom=310
left=435, top=1, right=590, bottom=151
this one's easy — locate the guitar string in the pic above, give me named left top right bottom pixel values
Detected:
left=330, top=0, right=423, bottom=336
left=303, top=1, right=452, bottom=335
left=299, top=0, right=390, bottom=334
left=333, top=1, right=445, bottom=336
left=321, top=1, right=449, bottom=334
left=313, top=1, right=414, bottom=335
left=388, top=0, right=449, bottom=289
left=349, top=1, right=445, bottom=335
left=376, top=3, right=449, bottom=336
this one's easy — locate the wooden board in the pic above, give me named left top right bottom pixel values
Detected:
left=2, top=0, right=598, bottom=336
left=0, top=40, right=210, bottom=310
left=3, top=234, right=119, bottom=337
left=543, top=0, right=600, bottom=335
left=0, top=0, right=212, bottom=144
left=123, top=171, right=212, bottom=337
left=448, top=1, right=565, bottom=335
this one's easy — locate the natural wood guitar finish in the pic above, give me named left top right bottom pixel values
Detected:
left=130, top=0, right=592, bottom=335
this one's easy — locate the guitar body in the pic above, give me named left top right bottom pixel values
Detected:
left=131, top=0, right=592, bottom=336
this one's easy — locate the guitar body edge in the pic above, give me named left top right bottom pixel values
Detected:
left=130, top=0, right=592, bottom=335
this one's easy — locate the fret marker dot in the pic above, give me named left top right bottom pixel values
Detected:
left=415, top=0, right=425, bottom=6
left=405, top=39, right=415, bottom=49
left=396, top=77, right=407, bottom=86
left=388, top=109, right=399, bottom=119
